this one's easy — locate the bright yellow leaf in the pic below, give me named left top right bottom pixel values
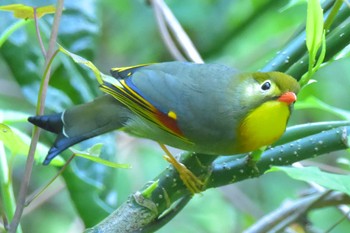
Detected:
left=0, top=4, right=55, bottom=19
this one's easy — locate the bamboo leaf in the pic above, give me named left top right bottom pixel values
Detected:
left=58, top=45, right=122, bottom=92
left=70, top=144, right=131, bottom=169
left=59, top=45, right=106, bottom=85
left=306, top=0, right=324, bottom=58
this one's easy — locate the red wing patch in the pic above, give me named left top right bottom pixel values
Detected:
left=100, top=66, right=187, bottom=141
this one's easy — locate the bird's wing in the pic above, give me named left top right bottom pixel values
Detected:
left=101, top=63, right=187, bottom=141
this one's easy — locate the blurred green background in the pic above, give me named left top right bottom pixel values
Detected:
left=1, top=0, right=350, bottom=232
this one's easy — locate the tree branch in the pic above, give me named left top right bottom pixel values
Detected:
left=243, top=191, right=350, bottom=233
left=85, top=125, right=350, bottom=233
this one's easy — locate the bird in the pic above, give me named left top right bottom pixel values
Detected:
left=28, top=61, right=300, bottom=193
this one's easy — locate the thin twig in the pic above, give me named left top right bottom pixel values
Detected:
left=23, top=183, right=66, bottom=216
left=150, top=0, right=186, bottom=61
left=300, top=160, right=350, bottom=175
left=33, top=7, right=47, bottom=57
left=24, top=154, right=74, bottom=207
left=271, top=191, right=333, bottom=233
left=7, top=127, right=40, bottom=233
left=220, top=185, right=264, bottom=219
left=151, top=0, right=204, bottom=63
left=8, top=1, right=65, bottom=232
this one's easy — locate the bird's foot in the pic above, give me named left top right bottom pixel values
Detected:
left=163, top=154, right=203, bottom=194
left=159, top=144, right=203, bottom=194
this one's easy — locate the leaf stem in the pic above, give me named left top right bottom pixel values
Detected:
left=0, top=141, right=22, bottom=233
left=8, top=1, right=65, bottom=232
left=324, top=0, right=343, bottom=31
left=33, top=7, right=47, bottom=57
left=0, top=20, right=29, bottom=48
left=24, top=155, right=74, bottom=206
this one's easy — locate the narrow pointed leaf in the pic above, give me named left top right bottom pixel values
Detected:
left=58, top=45, right=104, bottom=84
left=306, top=0, right=324, bottom=55
left=70, top=144, right=130, bottom=169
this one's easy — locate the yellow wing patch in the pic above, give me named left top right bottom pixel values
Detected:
left=110, top=64, right=150, bottom=79
left=168, top=111, right=177, bottom=120
left=100, top=67, right=188, bottom=142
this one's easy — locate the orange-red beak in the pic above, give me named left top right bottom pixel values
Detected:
left=278, top=92, right=297, bottom=105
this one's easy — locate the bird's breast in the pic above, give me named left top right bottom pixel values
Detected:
left=237, top=100, right=290, bottom=153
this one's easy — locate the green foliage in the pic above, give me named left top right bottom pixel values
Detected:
left=306, top=0, right=324, bottom=60
left=269, top=166, right=350, bottom=195
left=0, top=123, right=31, bottom=157
left=71, top=143, right=131, bottom=169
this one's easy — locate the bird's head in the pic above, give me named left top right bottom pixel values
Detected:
left=240, top=71, right=300, bottom=110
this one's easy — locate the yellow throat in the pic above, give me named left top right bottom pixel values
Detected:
left=237, top=100, right=290, bottom=152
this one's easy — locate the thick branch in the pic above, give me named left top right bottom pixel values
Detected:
left=85, top=125, right=350, bottom=233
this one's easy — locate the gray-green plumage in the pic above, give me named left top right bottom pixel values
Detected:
left=28, top=61, right=299, bottom=165
left=120, top=62, right=245, bottom=154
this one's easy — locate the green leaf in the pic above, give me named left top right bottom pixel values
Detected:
left=269, top=166, right=350, bottom=196
left=70, top=144, right=130, bottom=169
left=0, top=123, right=30, bottom=156
left=58, top=45, right=104, bottom=85
left=58, top=45, right=123, bottom=94
left=299, top=0, right=326, bottom=87
left=306, top=0, right=324, bottom=58
left=0, top=4, right=56, bottom=19
left=0, top=123, right=65, bottom=166
left=295, top=96, right=350, bottom=120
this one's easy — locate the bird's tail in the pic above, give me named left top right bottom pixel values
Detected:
left=28, top=95, right=130, bottom=165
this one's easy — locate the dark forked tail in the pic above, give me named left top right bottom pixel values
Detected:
left=28, top=95, right=130, bottom=165
left=28, top=113, right=91, bottom=165
left=28, top=114, right=63, bottom=134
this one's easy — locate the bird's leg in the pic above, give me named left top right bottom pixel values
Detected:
left=158, top=143, right=203, bottom=194
left=246, top=146, right=266, bottom=173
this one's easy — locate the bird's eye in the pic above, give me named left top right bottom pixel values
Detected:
left=261, top=80, right=271, bottom=91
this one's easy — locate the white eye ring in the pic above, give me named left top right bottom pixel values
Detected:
left=261, top=80, right=271, bottom=91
